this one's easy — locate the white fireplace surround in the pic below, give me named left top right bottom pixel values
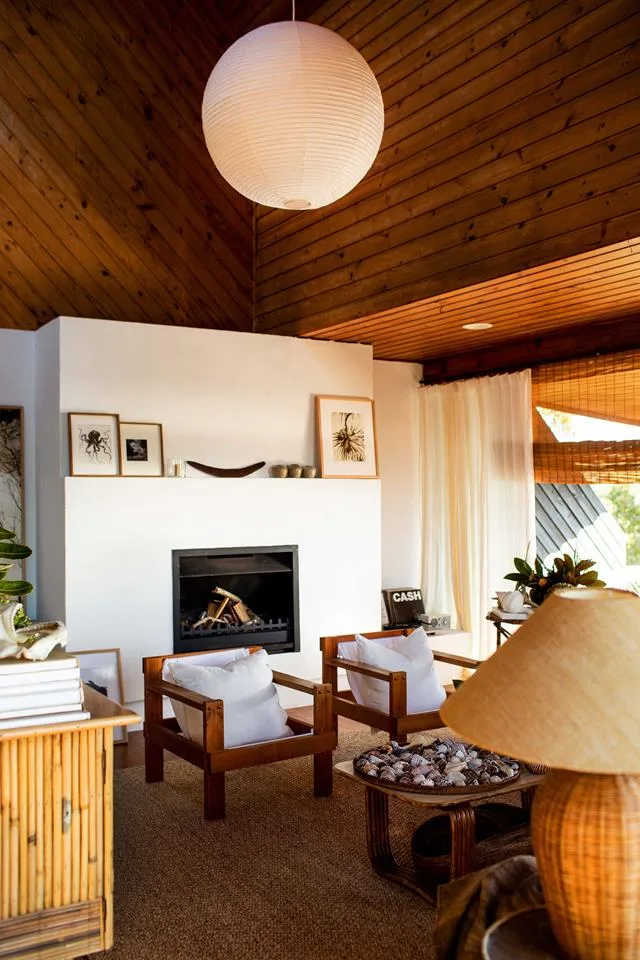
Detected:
left=63, top=477, right=381, bottom=712
left=13, top=315, right=427, bottom=717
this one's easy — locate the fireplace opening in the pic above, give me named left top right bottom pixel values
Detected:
left=172, top=546, right=300, bottom=655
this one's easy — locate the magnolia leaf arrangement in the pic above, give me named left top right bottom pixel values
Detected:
left=505, top=552, right=606, bottom=606
left=0, top=526, right=67, bottom=660
left=0, top=526, right=32, bottom=627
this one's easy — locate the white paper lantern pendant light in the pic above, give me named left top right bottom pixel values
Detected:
left=201, top=1, right=384, bottom=211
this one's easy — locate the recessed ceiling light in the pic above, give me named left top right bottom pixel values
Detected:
left=462, top=322, right=493, bottom=330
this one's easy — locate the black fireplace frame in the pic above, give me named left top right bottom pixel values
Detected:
left=171, top=545, right=300, bottom=655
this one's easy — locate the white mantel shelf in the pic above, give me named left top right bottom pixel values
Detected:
left=62, top=477, right=382, bottom=711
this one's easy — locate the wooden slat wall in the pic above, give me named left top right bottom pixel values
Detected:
left=255, top=0, right=640, bottom=342
left=0, top=0, right=253, bottom=332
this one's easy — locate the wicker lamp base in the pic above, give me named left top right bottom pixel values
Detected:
left=532, top=770, right=640, bottom=959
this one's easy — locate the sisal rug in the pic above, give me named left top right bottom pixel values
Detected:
left=94, top=731, right=531, bottom=960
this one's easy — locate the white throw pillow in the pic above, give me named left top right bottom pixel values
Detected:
left=163, top=648, right=249, bottom=737
left=163, top=649, right=293, bottom=748
left=338, top=627, right=446, bottom=715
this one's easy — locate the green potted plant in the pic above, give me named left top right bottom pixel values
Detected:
left=0, top=525, right=32, bottom=627
left=504, top=552, right=606, bottom=606
left=0, top=526, right=67, bottom=660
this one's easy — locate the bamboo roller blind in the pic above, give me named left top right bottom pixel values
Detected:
left=532, top=350, right=640, bottom=484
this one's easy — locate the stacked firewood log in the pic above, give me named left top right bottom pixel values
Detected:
left=192, top=586, right=261, bottom=629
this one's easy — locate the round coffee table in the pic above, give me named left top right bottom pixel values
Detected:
left=334, top=759, right=545, bottom=902
left=483, top=907, right=563, bottom=958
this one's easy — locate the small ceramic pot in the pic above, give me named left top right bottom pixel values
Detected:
left=302, top=465, right=317, bottom=479
left=287, top=463, right=302, bottom=478
left=496, top=590, right=524, bottom=613
left=269, top=464, right=288, bottom=478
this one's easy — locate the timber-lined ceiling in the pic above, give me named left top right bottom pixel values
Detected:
left=307, top=238, right=640, bottom=361
left=256, top=0, right=640, bottom=361
left=1, top=0, right=639, bottom=367
left=0, top=0, right=258, bottom=332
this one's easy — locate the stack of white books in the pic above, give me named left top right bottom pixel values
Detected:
left=0, top=651, right=90, bottom=730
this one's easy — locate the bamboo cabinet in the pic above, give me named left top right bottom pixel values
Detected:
left=0, top=685, right=138, bottom=959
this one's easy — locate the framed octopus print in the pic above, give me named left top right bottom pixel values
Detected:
left=68, top=412, right=121, bottom=476
left=315, top=395, right=378, bottom=479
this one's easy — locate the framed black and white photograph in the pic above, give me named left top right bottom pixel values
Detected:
left=68, top=412, right=120, bottom=476
left=0, top=406, right=24, bottom=545
left=76, top=648, right=127, bottom=744
left=315, top=395, right=378, bottom=478
left=119, top=421, right=164, bottom=477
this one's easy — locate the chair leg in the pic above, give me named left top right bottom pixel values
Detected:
left=204, top=768, right=226, bottom=820
left=313, top=750, right=333, bottom=797
left=144, top=730, right=164, bottom=783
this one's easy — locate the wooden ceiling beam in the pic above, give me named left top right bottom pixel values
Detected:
left=421, top=317, right=640, bottom=384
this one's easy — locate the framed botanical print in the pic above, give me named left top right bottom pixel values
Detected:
left=315, top=395, right=379, bottom=478
left=119, top=421, right=164, bottom=477
left=68, top=412, right=120, bottom=476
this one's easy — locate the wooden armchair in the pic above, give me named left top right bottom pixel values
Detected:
left=143, top=646, right=336, bottom=820
left=320, top=629, right=481, bottom=743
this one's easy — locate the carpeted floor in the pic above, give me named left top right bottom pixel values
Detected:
left=95, top=731, right=531, bottom=960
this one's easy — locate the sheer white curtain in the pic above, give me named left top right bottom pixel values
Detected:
left=420, top=370, right=535, bottom=659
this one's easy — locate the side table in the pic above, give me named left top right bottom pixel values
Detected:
left=485, top=613, right=530, bottom=648
left=335, top=760, right=544, bottom=902
left=0, top=684, right=138, bottom=960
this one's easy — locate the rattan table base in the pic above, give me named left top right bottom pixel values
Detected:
left=336, top=760, right=544, bottom=903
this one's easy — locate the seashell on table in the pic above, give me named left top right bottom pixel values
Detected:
left=352, top=737, right=521, bottom=794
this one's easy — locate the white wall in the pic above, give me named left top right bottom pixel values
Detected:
left=35, top=322, right=66, bottom=620
left=57, top=317, right=373, bottom=473
left=0, top=319, right=431, bottom=713
left=373, top=360, right=422, bottom=588
left=31, top=318, right=383, bottom=712
left=0, top=330, right=36, bottom=613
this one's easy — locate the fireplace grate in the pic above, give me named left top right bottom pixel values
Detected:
left=181, top=617, right=290, bottom=640
left=178, top=617, right=292, bottom=654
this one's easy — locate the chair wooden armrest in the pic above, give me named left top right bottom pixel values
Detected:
left=431, top=650, right=482, bottom=670
left=145, top=678, right=220, bottom=710
left=324, top=655, right=403, bottom=682
left=324, top=657, right=407, bottom=718
left=271, top=671, right=326, bottom=695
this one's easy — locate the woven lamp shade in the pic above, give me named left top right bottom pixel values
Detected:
left=441, top=589, right=640, bottom=773
left=201, top=22, right=384, bottom=210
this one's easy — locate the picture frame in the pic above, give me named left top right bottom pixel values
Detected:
left=119, top=421, right=164, bottom=477
left=75, top=648, right=128, bottom=744
left=315, top=395, right=379, bottom=478
left=0, top=407, right=25, bottom=570
left=68, top=412, right=120, bottom=476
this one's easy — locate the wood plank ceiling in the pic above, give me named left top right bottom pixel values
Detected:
left=255, top=0, right=640, bottom=363
left=1, top=0, right=639, bottom=368
left=0, top=0, right=255, bottom=332
left=307, top=238, right=640, bottom=362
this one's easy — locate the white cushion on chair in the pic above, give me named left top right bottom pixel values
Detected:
left=337, top=627, right=446, bottom=715
left=163, top=648, right=293, bottom=748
